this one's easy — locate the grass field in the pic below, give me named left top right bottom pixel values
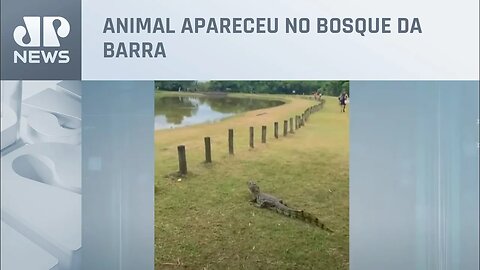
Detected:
left=154, top=92, right=349, bottom=269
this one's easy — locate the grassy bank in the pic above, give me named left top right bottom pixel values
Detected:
left=154, top=93, right=349, bottom=269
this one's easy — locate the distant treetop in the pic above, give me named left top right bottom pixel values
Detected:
left=154, top=81, right=349, bottom=96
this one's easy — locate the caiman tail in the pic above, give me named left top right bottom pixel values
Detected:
left=296, top=210, right=334, bottom=233
left=270, top=204, right=333, bottom=233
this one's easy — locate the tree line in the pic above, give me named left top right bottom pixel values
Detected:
left=154, top=81, right=349, bottom=96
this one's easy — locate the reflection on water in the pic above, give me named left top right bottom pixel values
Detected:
left=155, top=95, right=284, bottom=130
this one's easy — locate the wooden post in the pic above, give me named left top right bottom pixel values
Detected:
left=228, top=129, right=234, bottom=155
left=204, top=137, right=212, bottom=163
left=289, top=118, right=294, bottom=133
left=301, top=114, right=305, bottom=126
left=283, top=120, right=288, bottom=136
left=295, top=115, right=299, bottom=129
left=261, top=125, right=267, bottom=143
left=274, top=122, right=279, bottom=138
left=249, top=127, right=254, bottom=148
left=177, top=145, right=187, bottom=175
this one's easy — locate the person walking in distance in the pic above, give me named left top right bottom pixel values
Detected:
left=338, top=91, right=349, bottom=112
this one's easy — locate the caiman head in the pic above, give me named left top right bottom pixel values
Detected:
left=247, top=180, right=260, bottom=194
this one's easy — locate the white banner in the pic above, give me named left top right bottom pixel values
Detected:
left=82, top=0, right=479, bottom=80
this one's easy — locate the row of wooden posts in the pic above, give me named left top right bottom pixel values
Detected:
left=176, top=102, right=324, bottom=175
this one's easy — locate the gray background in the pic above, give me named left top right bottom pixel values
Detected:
left=82, top=81, right=154, bottom=270
left=350, top=81, right=479, bottom=270
left=0, top=0, right=81, bottom=79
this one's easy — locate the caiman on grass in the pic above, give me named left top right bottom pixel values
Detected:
left=248, top=181, right=333, bottom=232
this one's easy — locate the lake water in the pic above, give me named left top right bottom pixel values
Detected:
left=155, top=95, right=284, bottom=130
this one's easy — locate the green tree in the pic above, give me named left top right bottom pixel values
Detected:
left=155, top=81, right=349, bottom=96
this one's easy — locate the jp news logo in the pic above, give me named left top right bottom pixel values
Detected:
left=13, top=16, right=70, bottom=63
